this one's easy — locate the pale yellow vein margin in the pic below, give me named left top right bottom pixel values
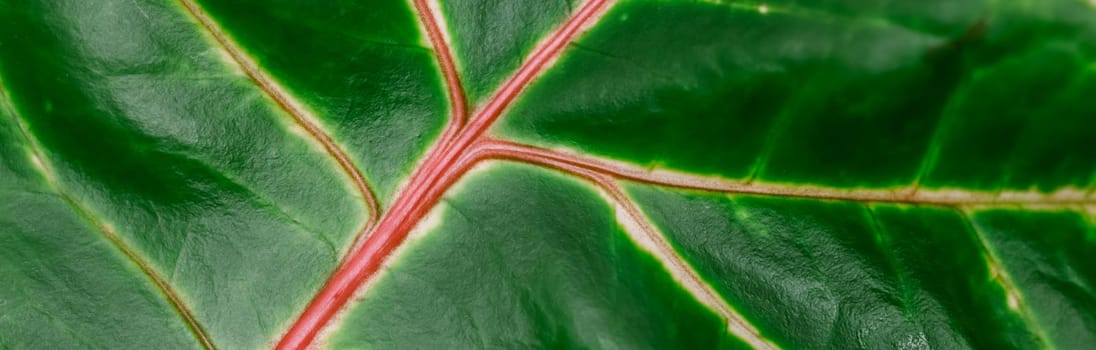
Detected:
left=0, top=82, right=217, bottom=350
left=600, top=182, right=781, bottom=350
left=957, top=208, right=1053, bottom=350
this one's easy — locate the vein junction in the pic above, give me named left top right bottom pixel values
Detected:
left=276, top=0, right=615, bottom=348
left=278, top=0, right=1093, bottom=348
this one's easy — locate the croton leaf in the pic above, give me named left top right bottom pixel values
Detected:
left=1, top=0, right=1094, bottom=349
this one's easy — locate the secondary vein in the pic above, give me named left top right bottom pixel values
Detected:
left=956, top=209, right=1053, bottom=348
left=174, top=0, right=380, bottom=238
left=472, top=139, right=1095, bottom=207
left=412, top=0, right=468, bottom=147
left=469, top=145, right=780, bottom=349
left=0, top=84, right=216, bottom=350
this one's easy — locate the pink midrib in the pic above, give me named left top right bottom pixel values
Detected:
left=274, top=1, right=609, bottom=348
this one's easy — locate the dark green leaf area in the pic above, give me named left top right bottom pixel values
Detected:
left=329, top=163, right=746, bottom=350
left=970, top=210, right=1096, bottom=349
left=624, top=183, right=1080, bottom=349
left=921, top=45, right=1096, bottom=191
left=439, top=0, right=575, bottom=103
left=497, top=0, right=1096, bottom=191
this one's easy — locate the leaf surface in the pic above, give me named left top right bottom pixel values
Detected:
left=0, top=0, right=1094, bottom=349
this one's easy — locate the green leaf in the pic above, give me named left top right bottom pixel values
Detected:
left=1, top=0, right=1093, bottom=349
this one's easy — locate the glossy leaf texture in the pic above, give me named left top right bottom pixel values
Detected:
left=0, top=0, right=1094, bottom=349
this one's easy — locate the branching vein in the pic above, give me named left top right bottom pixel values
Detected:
left=275, top=1, right=614, bottom=348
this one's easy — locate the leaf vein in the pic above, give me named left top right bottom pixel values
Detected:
left=956, top=209, right=1053, bottom=348
left=469, top=143, right=780, bottom=349
left=0, top=81, right=217, bottom=350
left=472, top=139, right=1095, bottom=207
left=174, top=0, right=379, bottom=246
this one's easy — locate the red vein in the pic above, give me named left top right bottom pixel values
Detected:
left=413, top=0, right=468, bottom=146
left=337, top=0, right=472, bottom=262
left=472, top=139, right=1095, bottom=206
left=275, top=1, right=611, bottom=348
left=176, top=0, right=380, bottom=235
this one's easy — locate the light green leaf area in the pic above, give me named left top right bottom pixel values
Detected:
left=329, top=163, right=745, bottom=349
left=1, top=0, right=1094, bottom=349
left=1, top=94, right=200, bottom=349
left=626, top=183, right=1096, bottom=349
